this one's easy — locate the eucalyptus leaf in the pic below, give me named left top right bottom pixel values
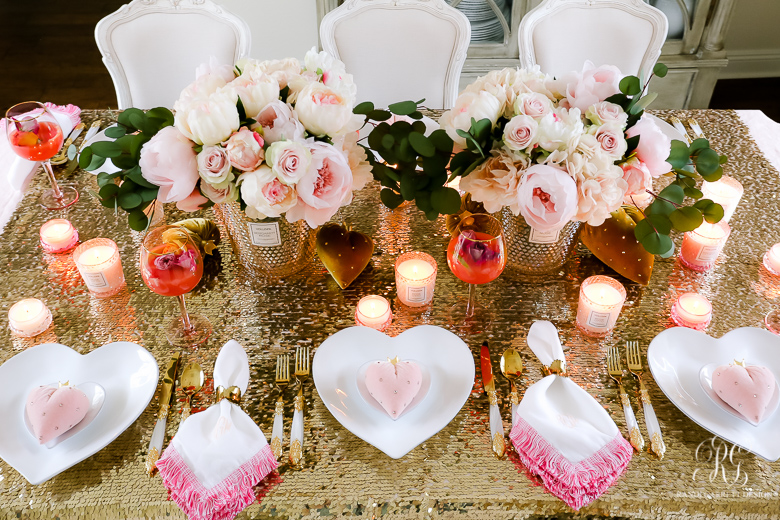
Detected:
left=368, top=110, right=392, bottom=121
left=630, top=92, right=657, bottom=114
left=634, top=218, right=673, bottom=255
left=145, top=107, right=175, bottom=127
left=118, top=192, right=143, bottom=210
left=700, top=165, right=723, bottom=183
left=424, top=210, right=439, bottom=221
left=653, top=63, right=669, bottom=78
left=619, top=76, right=641, bottom=96
left=353, top=101, right=375, bottom=115
left=117, top=108, right=145, bottom=129
left=66, top=144, right=77, bottom=161
left=400, top=172, right=416, bottom=200
left=127, top=209, right=149, bottom=232
left=96, top=172, right=115, bottom=188
left=99, top=183, right=119, bottom=200
left=667, top=140, right=690, bottom=170
left=128, top=112, right=147, bottom=133
left=104, top=125, right=126, bottom=138
left=380, top=189, right=404, bottom=209
left=415, top=191, right=432, bottom=212
left=669, top=206, right=703, bottom=231
left=409, top=132, right=435, bottom=157
left=89, top=140, right=122, bottom=158
left=430, top=187, right=461, bottom=214
left=388, top=100, right=417, bottom=116
left=428, top=129, right=454, bottom=155
left=86, top=155, right=106, bottom=171
left=658, top=183, right=685, bottom=204
left=645, top=213, right=673, bottom=235
left=693, top=148, right=720, bottom=176
left=381, top=134, right=395, bottom=150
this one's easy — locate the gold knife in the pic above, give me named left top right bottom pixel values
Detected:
left=78, top=120, right=102, bottom=152
left=145, top=352, right=181, bottom=476
left=480, top=341, right=505, bottom=458
left=51, top=123, right=85, bottom=165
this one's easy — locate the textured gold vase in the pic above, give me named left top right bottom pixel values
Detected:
left=496, top=208, right=581, bottom=275
left=213, top=202, right=316, bottom=281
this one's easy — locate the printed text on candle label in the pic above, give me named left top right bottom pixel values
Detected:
left=529, top=228, right=561, bottom=245
left=84, top=272, right=108, bottom=289
left=587, top=311, right=611, bottom=329
left=249, top=222, right=282, bottom=247
left=406, top=286, right=427, bottom=303
left=696, top=245, right=721, bottom=262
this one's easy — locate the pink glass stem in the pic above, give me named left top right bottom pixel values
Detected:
left=466, top=283, right=476, bottom=319
left=177, top=295, right=193, bottom=332
left=42, top=160, right=64, bottom=199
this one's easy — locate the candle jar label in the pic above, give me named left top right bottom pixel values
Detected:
left=83, top=272, right=108, bottom=289
left=587, top=311, right=611, bottom=329
left=248, top=222, right=282, bottom=247
left=696, top=245, right=721, bottom=262
left=528, top=228, right=561, bottom=245
left=406, top=286, right=427, bottom=304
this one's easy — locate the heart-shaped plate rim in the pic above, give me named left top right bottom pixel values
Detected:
left=0, top=342, right=159, bottom=484
left=313, top=325, right=475, bottom=459
left=648, top=327, right=780, bottom=461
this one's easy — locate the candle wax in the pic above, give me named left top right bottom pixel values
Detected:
left=78, top=245, right=117, bottom=267
left=765, top=244, right=780, bottom=274
left=397, top=259, right=435, bottom=280
left=8, top=298, right=52, bottom=337
left=582, top=283, right=623, bottom=307
left=675, top=294, right=712, bottom=322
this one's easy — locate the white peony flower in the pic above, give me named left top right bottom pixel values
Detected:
left=516, top=164, right=579, bottom=232
left=536, top=107, right=584, bottom=153
left=294, top=82, right=358, bottom=137
left=439, top=91, right=503, bottom=148
left=222, top=70, right=280, bottom=119
left=253, top=100, right=305, bottom=144
left=175, top=90, right=240, bottom=146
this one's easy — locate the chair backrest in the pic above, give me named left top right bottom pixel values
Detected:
left=320, top=0, right=471, bottom=109
left=95, top=0, right=251, bottom=109
left=518, top=0, right=668, bottom=81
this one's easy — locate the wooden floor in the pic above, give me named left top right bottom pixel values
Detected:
left=1, top=0, right=779, bottom=122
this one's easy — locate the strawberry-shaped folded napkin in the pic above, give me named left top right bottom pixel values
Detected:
left=509, top=321, right=633, bottom=510
left=156, top=341, right=277, bottom=520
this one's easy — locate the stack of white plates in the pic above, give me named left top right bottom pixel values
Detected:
left=451, top=0, right=511, bottom=43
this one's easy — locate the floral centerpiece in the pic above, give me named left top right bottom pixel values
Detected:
left=81, top=49, right=372, bottom=232
left=359, top=61, right=726, bottom=257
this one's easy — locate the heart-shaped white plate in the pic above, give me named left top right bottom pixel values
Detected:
left=698, top=363, right=780, bottom=426
left=313, top=325, right=474, bottom=459
left=23, top=382, right=106, bottom=449
left=648, top=327, right=780, bottom=461
left=0, top=342, right=158, bottom=484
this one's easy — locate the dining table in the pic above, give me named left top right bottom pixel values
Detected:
left=1, top=108, right=779, bottom=520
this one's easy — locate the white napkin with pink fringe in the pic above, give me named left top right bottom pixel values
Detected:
left=509, top=321, right=633, bottom=510
left=0, top=103, right=81, bottom=231
left=156, top=340, right=277, bottom=520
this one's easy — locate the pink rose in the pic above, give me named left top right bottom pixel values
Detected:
left=517, top=164, right=579, bottom=233
left=201, top=181, right=238, bottom=204
left=139, top=126, right=198, bottom=203
left=625, top=116, right=672, bottom=177
left=266, top=140, right=311, bottom=185
left=585, top=101, right=628, bottom=126
left=176, top=187, right=210, bottom=212
left=224, top=127, right=264, bottom=172
left=557, top=61, right=623, bottom=112
left=621, top=157, right=652, bottom=196
left=197, top=145, right=232, bottom=185
left=240, top=165, right=298, bottom=219
left=513, top=92, right=553, bottom=119
left=255, top=100, right=305, bottom=144
left=285, top=142, right=353, bottom=227
left=593, top=123, right=627, bottom=159
left=503, top=114, right=538, bottom=151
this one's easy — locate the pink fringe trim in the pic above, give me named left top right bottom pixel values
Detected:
left=156, top=444, right=278, bottom=520
left=509, top=417, right=632, bottom=510
left=43, top=102, right=81, bottom=127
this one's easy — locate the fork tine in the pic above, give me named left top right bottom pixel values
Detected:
left=304, top=346, right=310, bottom=373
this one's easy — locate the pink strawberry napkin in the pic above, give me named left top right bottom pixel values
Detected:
left=156, top=340, right=277, bottom=520
left=509, top=321, right=633, bottom=510
left=0, top=103, right=81, bottom=231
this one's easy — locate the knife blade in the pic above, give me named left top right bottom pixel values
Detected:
left=480, top=341, right=505, bottom=458
left=145, top=352, right=181, bottom=476
left=669, top=116, right=691, bottom=144
left=50, top=123, right=85, bottom=165
left=78, top=120, right=102, bottom=152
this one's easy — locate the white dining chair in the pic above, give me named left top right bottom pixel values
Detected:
left=518, top=0, right=668, bottom=81
left=320, top=0, right=471, bottom=109
left=95, top=0, right=251, bottom=109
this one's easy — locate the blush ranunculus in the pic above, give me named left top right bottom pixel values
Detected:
left=625, top=116, right=672, bottom=177
left=240, top=165, right=298, bottom=219
left=285, top=142, right=354, bottom=227
left=139, top=126, right=199, bottom=203
left=254, top=100, right=305, bottom=144
left=196, top=145, right=232, bottom=186
left=516, top=164, right=579, bottom=233
left=224, top=127, right=264, bottom=172
left=621, top=157, right=652, bottom=196
left=266, top=140, right=312, bottom=185
left=294, top=83, right=356, bottom=137
left=503, top=114, right=538, bottom=151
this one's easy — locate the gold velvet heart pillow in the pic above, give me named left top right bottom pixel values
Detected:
left=580, top=206, right=654, bottom=285
left=316, top=223, right=374, bottom=289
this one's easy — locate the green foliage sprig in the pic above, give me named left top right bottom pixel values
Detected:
left=80, top=107, right=174, bottom=231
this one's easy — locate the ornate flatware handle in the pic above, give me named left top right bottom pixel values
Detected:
left=145, top=411, right=168, bottom=476
left=289, top=387, right=304, bottom=467
left=638, top=379, right=666, bottom=459
left=271, top=397, right=284, bottom=460
left=487, top=390, right=506, bottom=459
left=509, top=385, right=520, bottom=430
left=619, top=383, right=644, bottom=452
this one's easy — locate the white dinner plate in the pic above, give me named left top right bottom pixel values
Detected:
left=0, top=342, right=159, bottom=484
left=313, top=325, right=475, bottom=459
left=647, top=114, right=687, bottom=143
left=81, top=126, right=121, bottom=175
left=648, top=327, right=780, bottom=461
left=699, top=363, right=780, bottom=426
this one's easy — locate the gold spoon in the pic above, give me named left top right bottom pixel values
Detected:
left=178, top=363, right=205, bottom=430
left=500, top=348, right=523, bottom=427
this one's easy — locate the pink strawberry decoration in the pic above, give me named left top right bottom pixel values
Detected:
left=365, top=357, right=422, bottom=420
left=26, top=384, right=90, bottom=444
left=711, top=360, right=777, bottom=425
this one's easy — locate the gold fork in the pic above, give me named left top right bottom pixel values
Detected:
left=669, top=116, right=691, bottom=144
left=626, top=340, right=666, bottom=459
left=606, top=346, right=644, bottom=452
left=289, top=345, right=310, bottom=467
left=271, top=354, right=289, bottom=460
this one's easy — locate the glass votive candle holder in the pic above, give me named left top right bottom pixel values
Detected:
left=576, top=275, right=627, bottom=337
left=355, top=295, right=392, bottom=331
left=763, top=243, right=780, bottom=275
left=72, top=238, right=125, bottom=298
left=701, top=175, right=743, bottom=222
left=395, top=251, right=437, bottom=307
left=679, top=221, right=731, bottom=271
left=40, top=219, right=79, bottom=253
left=8, top=298, right=53, bottom=337
left=671, top=293, right=712, bottom=330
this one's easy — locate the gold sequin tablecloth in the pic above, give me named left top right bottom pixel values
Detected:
left=1, top=109, right=780, bottom=520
